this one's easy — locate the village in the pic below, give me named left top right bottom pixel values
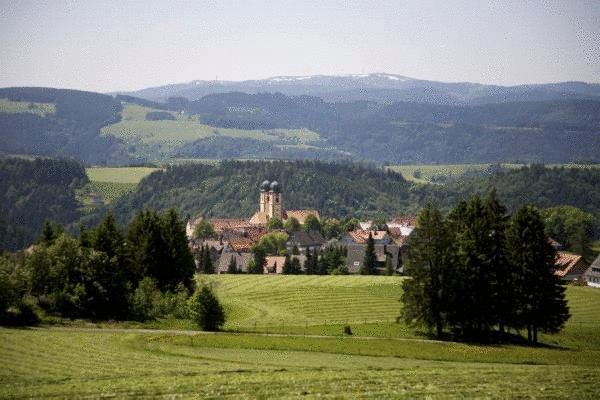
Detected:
left=186, top=180, right=600, bottom=285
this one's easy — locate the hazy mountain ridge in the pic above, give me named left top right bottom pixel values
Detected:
left=117, top=73, right=600, bottom=105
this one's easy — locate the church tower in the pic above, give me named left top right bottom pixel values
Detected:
left=267, top=181, right=283, bottom=220
left=259, top=180, right=270, bottom=212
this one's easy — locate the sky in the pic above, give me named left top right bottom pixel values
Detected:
left=1, top=0, right=599, bottom=92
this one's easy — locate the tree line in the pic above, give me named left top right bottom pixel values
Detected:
left=0, top=210, right=224, bottom=331
left=402, top=190, right=570, bottom=344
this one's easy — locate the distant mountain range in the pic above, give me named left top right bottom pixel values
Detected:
left=116, top=73, right=600, bottom=105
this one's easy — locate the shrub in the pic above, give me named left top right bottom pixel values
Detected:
left=188, top=284, right=225, bottom=331
left=343, top=325, right=353, bottom=335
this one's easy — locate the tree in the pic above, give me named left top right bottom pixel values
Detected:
left=371, top=214, right=387, bottom=230
left=267, top=217, right=284, bottom=231
left=227, top=256, right=238, bottom=274
left=303, top=215, right=321, bottom=233
left=257, top=232, right=288, bottom=255
left=401, top=204, right=454, bottom=337
left=38, top=220, right=64, bottom=246
left=188, top=284, right=225, bottom=331
left=506, top=206, right=570, bottom=344
left=304, top=248, right=315, bottom=274
left=541, top=206, right=596, bottom=259
left=359, top=233, right=377, bottom=275
left=284, top=217, right=301, bottom=233
left=200, top=245, right=214, bottom=274
left=384, top=254, right=394, bottom=276
left=193, top=219, right=215, bottom=239
left=281, top=255, right=294, bottom=274
left=161, top=209, right=196, bottom=288
left=322, top=218, right=342, bottom=239
left=248, top=246, right=266, bottom=274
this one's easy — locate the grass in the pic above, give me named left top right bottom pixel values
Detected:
left=101, top=103, right=321, bottom=161
left=86, top=166, right=159, bottom=184
left=0, top=98, right=56, bottom=116
left=81, top=167, right=159, bottom=204
left=2, top=276, right=600, bottom=398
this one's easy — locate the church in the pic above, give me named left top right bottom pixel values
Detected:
left=249, top=180, right=319, bottom=225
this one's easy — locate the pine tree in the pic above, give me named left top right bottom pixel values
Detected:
left=282, top=255, right=293, bottom=274
left=248, top=246, right=266, bottom=274
left=201, top=244, right=214, bottom=274
left=506, top=206, right=570, bottom=344
left=304, top=248, right=314, bottom=274
left=384, top=254, right=394, bottom=276
left=360, top=233, right=377, bottom=275
left=161, top=209, right=196, bottom=288
left=401, top=204, right=454, bottom=337
left=227, top=255, right=238, bottom=274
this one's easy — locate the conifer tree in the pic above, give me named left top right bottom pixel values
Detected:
left=188, top=284, right=225, bottom=331
left=384, top=254, right=394, bottom=276
left=401, top=204, right=454, bottom=337
left=282, top=255, right=293, bottom=274
left=201, top=244, right=214, bottom=274
left=359, top=233, right=377, bottom=275
left=161, top=209, right=196, bottom=288
left=227, top=255, right=238, bottom=274
left=506, top=206, right=570, bottom=343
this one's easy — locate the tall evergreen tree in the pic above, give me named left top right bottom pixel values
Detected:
left=506, top=206, right=570, bottom=343
left=227, top=255, right=238, bottom=274
left=201, top=244, right=214, bottom=274
left=161, top=209, right=196, bottom=288
left=401, top=204, right=454, bottom=337
left=359, top=233, right=377, bottom=275
left=248, top=245, right=266, bottom=274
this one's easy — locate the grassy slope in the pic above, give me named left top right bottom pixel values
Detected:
left=2, top=276, right=599, bottom=398
left=0, top=98, right=55, bottom=117
left=101, top=103, right=320, bottom=160
left=83, top=167, right=158, bottom=204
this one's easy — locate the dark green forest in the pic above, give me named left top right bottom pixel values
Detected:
left=0, top=157, right=87, bottom=251
left=2, top=87, right=599, bottom=165
left=0, top=88, right=131, bottom=165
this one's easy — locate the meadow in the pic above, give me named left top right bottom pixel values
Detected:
left=0, top=98, right=55, bottom=117
left=101, top=103, right=321, bottom=161
left=82, top=167, right=159, bottom=204
left=2, top=276, right=599, bottom=398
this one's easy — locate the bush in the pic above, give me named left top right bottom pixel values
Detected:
left=131, top=278, right=190, bottom=321
left=343, top=325, right=353, bottom=335
left=188, top=284, right=225, bottom=331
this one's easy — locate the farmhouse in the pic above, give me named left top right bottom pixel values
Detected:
left=553, top=252, right=590, bottom=282
left=583, top=255, right=600, bottom=288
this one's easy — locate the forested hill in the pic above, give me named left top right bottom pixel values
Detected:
left=112, top=161, right=600, bottom=226
left=112, top=160, right=414, bottom=223
left=0, top=87, right=131, bottom=165
left=177, top=93, right=600, bottom=164
left=0, top=157, right=88, bottom=251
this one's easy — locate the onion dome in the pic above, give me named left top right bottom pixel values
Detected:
left=260, top=180, right=270, bottom=191
left=269, top=181, right=281, bottom=192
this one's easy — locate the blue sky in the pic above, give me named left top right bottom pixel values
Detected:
left=1, top=0, right=598, bottom=92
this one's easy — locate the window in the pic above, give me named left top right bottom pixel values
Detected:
left=353, top=261, right=360, bottom=267
left=592, top=267, right=600, bottom=273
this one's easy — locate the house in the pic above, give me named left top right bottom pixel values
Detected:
left=264, top=256, right=287, bottom=274
left=343, top=230, right=390, bottom=245
left=386, top=216, right=416, bottom=236
left=216, top=252, right=253, bottom=274
left=286, top=230, right=326, bottom=253
left=583, top=255, right=600, bottom=288
left=346, top=243, right=402, bottom=274
left=554, top=252, right=590, bottom=282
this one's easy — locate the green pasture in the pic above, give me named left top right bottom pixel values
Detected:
left=101, top=103, right=321, bottom=160
left=0, top=98, right=55, bottom=117
left=81, top=167, right=159, bottom=204
left=2, top=276, right=600, bottom=398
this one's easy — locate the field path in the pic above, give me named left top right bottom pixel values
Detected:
left=32, top=326, right=445, bottom=343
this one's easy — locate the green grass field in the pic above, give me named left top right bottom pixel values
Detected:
left=82, top=167, right=159, bottom=204
left=0, top=98, right=56, bottom=116
left=101, top=103, right=321, bottom=161
left=2, top=275, right=600, bottom=398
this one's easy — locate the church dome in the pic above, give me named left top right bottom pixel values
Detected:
left=269, top=181, right=281, bottom=192
left=260, top=180, right=270, bottom=191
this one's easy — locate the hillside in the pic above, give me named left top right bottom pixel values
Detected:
left=112, top=160, right=414, bottom=223
left=2, top=87, right=599, bottom=164
left=0, top=87, right=131, bottom=165
left=0, top=157, right=88, bottom=251
left=117, top=73, right=600, bottom=105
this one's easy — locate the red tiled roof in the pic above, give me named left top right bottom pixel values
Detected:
left=348, top=230, right=388, bottom=244
left=554, top=252, right=589, bottom=277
